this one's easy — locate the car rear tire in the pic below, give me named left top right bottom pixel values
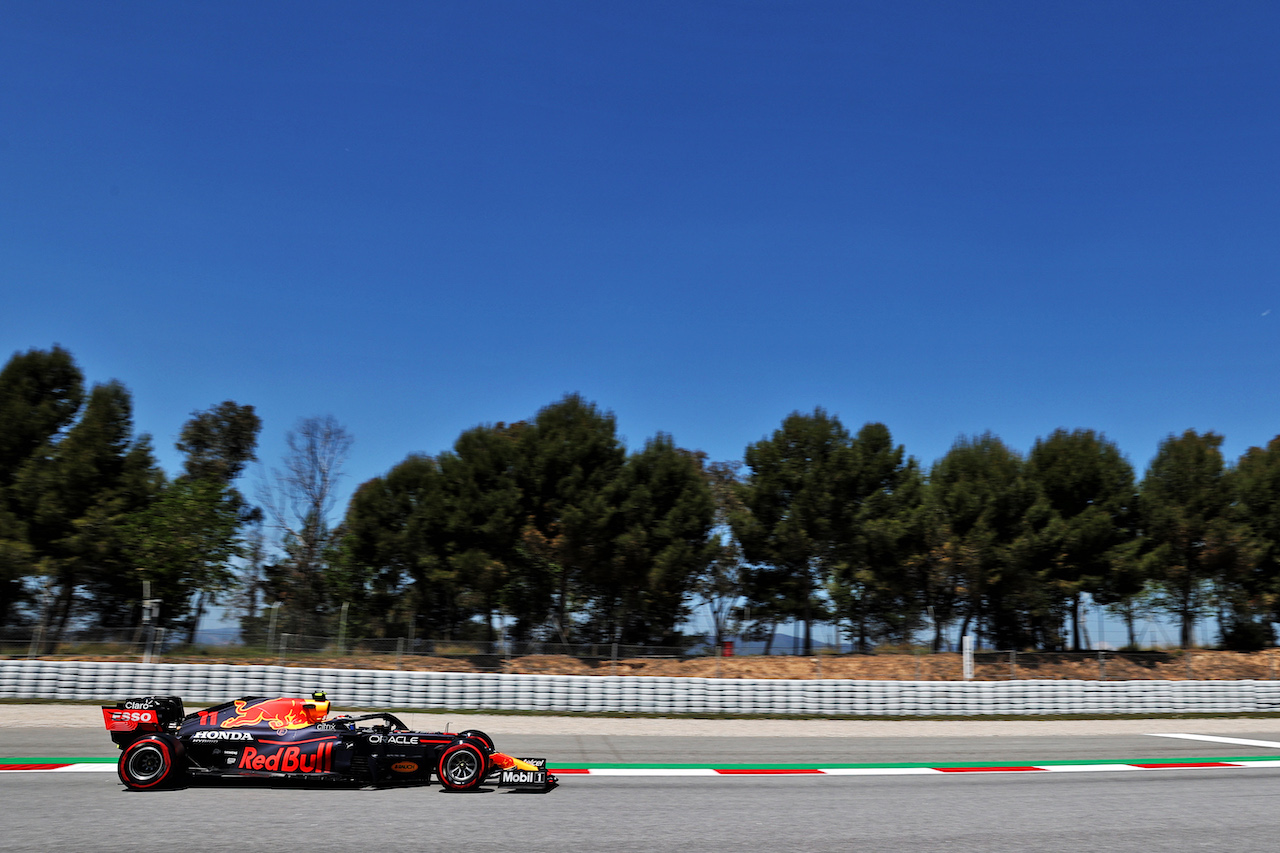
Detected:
left=119, top=734, right=184, bottom=791
left=437, top=742, right=486, bottom=791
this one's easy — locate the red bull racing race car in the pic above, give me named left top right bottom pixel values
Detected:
left=101, top=692, right=556, bottom=793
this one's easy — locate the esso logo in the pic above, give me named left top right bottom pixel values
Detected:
left=114, top=710, right=157, bottom=723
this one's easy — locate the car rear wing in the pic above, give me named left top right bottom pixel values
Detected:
left=102, top=696, right=185, bottom=747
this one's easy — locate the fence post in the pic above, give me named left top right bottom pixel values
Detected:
left=611, top=642, right=618, bottom=676
left=396, top=637, right=405, bottom=670
left=962, top=634, right=974, bottom=681
left=1010, top=649, right=1016, bottom=680
left=266, top=602, right=280, bottom=656
left=279, top=633, right=289, bottom=667
left=1098, top=650, right=1106, bottom=681
left=27, top=626, right=43, bottom=660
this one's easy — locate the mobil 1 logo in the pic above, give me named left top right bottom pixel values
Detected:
left=500, top=758, right=548, bottom=787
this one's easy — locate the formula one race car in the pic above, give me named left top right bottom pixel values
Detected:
left=102, top=693, right=556, bottom=793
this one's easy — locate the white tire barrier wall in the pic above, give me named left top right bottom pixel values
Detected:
left=3, top=659, right=1279, bottom=716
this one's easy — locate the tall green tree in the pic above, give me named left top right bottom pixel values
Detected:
left=0, top=345, right=85, bottom=627
left=341, top=455, right=452, bottom=639
left=734, top=409, right=855, bottom=655
left=261, top=415, right=353, bottom=635
left=827, top=423, right=921, bottom=651
left=13, top=380, right=162, bottom=643
left=516, top=395, right=626, bottom=641
left=1026, top=429, right=1137, bottom=649
left=339, top=396, right=717, bottom=646
left=120, top=477, right=241, bottom=641
left=1219, top=437, right=1280, bottom=648
left=176, top=400, right=262, bottom=520
left=593, top=436, right=716, bottom=644
left=898, top=486, right=970, bottom=652
left=696, top=460, right=748, bottom=649
left=441, top=423, right=529, bottom=640
left=1139, top=430, right=1232, bottom=648
left=0, top=346, right=84, bottom=481
left=121, top=401, right=262, bottom=642
left=926, top=433, right=1041, bottom=649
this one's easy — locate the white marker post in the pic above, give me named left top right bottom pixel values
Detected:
left=962, top=634, right=974, bottom=681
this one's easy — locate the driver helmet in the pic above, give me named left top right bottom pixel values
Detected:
left=303, top=690, right=330, bottom=723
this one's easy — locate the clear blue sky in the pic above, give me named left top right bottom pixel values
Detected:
left=4, top=1, right=1278, bottom=512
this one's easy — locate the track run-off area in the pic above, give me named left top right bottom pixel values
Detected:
left=7, top=708, right=1280, bottom=852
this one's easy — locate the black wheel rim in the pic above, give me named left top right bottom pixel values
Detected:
left=128, top=745, right=165, bottom=782
left=444, top=750, right=480, bottom=786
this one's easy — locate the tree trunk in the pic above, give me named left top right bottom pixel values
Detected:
left=1180, top=577, right=1195, bottom=649
left=187, top=590, right=205, bottom=645
left=803, top=594, right=813, bottom=656
left=957, top=611, right=972, bottom=654
left=1070, top=593, right=1082, bottom=651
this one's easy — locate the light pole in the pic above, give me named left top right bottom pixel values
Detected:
left=337, top=601, right=349, bottom=655
left=27, top=579, right=53, bottom=659
left=140, top=580, right=162, bottom=664
left=266, top=601, right=281, bottom=654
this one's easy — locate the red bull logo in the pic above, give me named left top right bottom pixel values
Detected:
left=238, top=740, right=335, bottom=773
left=221, top=698, right=318, bottom=731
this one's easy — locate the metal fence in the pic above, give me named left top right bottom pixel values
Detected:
left=0, top=628, right=691, bottom=670
left=4, top=627, right=1279, bottom=680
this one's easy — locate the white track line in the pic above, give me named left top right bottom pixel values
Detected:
left=821, top=768, right=940, bottom=776
left=1032, top=764, right=1137, bottom=773
left=1146, top=733, right=1280, bottom=750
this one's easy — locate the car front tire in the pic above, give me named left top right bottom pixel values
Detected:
left=437, top=742, right=486, bottom=791
left=458, top=729, right=494, bottom=751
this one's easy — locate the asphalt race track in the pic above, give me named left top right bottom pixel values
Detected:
left=6, top=726, right=1280, bottom=852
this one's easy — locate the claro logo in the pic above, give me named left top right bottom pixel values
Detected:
left=238, top=742, right=334, bottom=773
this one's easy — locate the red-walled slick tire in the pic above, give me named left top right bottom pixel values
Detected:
left=118, top=734, right=184, bottom=791
left=458, top=729, right=494, bottom=751
left=437, top=742, right=486, bottom=791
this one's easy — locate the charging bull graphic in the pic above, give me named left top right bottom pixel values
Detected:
left=220, top=696, right=330, bottom=731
